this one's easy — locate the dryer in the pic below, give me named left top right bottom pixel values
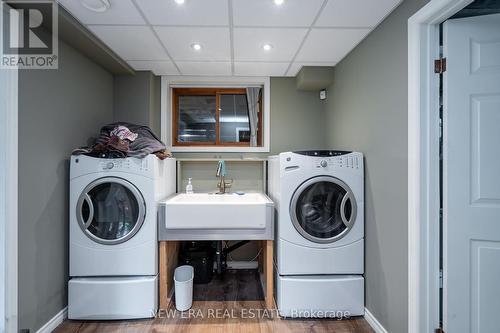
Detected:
left=268, top=150, right=364, bottom=317
left=68, top=155, right=175, bottom=320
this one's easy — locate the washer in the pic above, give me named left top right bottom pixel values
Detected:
left=68, top=154, right=175, bottom=320
left=268, top=150, right=364, bottom=317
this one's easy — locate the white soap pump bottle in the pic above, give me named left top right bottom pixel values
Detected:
left=186, top=178, right=194, bottom=194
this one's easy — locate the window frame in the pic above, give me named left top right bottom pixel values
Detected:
left=161, top=76, right=270, bottom=153
left=172, top=87, right=262, bottom=147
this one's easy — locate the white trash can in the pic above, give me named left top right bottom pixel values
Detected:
left=174, top=265, right=194, bottom=311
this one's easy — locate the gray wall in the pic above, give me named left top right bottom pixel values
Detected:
left=114, top=71, right=161, bottom=136
left=172, top=76, right=327, bottom=159
left=269, top=77, right=326, bottom=154
left=168, top=76, right=327, bottom=196
left=172, top=77, right=326, bottom=260
left=323, top=0, right=429, bottom=331
left=18, top=41, right=114, bottom=332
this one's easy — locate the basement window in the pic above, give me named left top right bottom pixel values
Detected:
left=172, top=87, right=263, bottom=148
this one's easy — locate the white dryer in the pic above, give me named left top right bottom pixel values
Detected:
left=68, top=155, right=175, bottom=320
left=268, top=150, right=364, bottom=317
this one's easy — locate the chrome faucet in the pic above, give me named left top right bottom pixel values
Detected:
left=216, top=160, right=233, bottom=194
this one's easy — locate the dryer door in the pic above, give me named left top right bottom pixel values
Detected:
left=290, top=176, right=357, bottom=244
left=76, top=177, right=146, bottom=245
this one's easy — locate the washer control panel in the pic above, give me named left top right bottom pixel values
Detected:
left=99, top=159, right=133, bottom=171
left=314, top=155, right=360, bottom=169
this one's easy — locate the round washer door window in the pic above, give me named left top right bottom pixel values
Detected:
left=290, top=176, right=357, bottom=244
left=76, top=177, right=146, bottom=245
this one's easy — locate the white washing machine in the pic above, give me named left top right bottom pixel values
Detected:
left=68, top=154, right=176, bottom=320
left=268, top=150, right=364, bottom=317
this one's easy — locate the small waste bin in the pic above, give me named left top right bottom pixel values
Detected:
left=174, top=265, right=194, bottom=311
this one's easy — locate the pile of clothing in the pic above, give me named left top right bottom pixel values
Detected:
left=72, top=122, right=172, bottom=159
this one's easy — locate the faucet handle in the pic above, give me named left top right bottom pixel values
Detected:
left=224, top=178, right=233, bottom=187
left=216, top=161, right=222, bottom=176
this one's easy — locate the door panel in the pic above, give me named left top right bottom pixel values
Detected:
left=470, top=94, right=500, bottom=204
left=470, top=39, right=500, bottom=74
left=443, top=13, right=500, bottom=333
left=470, top=240, right=500, bottom=333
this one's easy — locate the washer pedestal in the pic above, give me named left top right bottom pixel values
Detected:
left=68, top=276, right=157, bottom=320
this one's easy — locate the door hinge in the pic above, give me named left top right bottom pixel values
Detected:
left=435, top=328, right=445, bottom=333
left=439, top=269, right=443, bottom=289
left=434, top=58, right=447, bottom=74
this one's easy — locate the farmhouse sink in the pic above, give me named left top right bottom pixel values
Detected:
left=161, top=192, right=274, bottom=231
left=158, top=192, right=274, bottom=240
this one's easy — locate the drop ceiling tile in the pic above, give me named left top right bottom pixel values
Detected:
left=57, top=0, right=145, bottom=25
left=127, top=61, right=179, bottom=75
left=135, top=0, right=228, bottom=26
left=316, top=0, right=402, bottom=27
left=154, top=27, right=230, bottom=61
left=233, top=28, right=307, bottom=62
left=88, top=25, right=168, bottom=61
left=177, top=62, right=232, bottom=76
left=232, top=0, right=324, bottom=27
left=286, top=62, right=337, bottom=76
left=296, top=28, right=370, bottom=62
left=234, top=62, right=289, bottom=77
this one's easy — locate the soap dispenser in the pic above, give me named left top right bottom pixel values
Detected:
left=186, top=178, right=194, bottom=194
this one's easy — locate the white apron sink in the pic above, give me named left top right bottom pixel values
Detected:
left=162, top=192, right=274, bottom=230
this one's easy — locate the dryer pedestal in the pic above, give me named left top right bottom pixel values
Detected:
left=276, top=274, right=364, bottom=318
left=278, top=237, right=364, bottom=275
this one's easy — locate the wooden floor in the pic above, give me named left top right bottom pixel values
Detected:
left=55, top=270, right=373, bottom=333
left=55, top=305, right=374, bottom=333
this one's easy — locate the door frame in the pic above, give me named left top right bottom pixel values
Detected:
left=1, top=5, right=18, bottom=331
left=407, top=0, right=473, bottom=332
left=1, top=64, right=19, bottom=332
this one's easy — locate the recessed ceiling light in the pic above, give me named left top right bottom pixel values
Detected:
left=263, top=44, right=273, bottom=51
left=80, top=0, right=110, bottom=12
left=175, top=0, right=185, bottom=4
left=191, top=43, right=202, bottom=51
left=274, top=0, right=285, bottom=5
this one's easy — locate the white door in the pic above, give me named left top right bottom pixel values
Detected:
left=443, top=13, right=500, bottom=333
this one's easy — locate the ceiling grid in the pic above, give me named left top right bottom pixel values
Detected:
left=58, top=0, right=403, bottom=76
left=228, top=0, right=235, bottom=75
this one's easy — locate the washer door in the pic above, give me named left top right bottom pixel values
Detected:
left=76, top=177, right=146, bottom=245
left=290, top=176, right=357, bottom=244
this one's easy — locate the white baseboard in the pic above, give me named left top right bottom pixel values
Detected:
left=35, top=307, right=67, bottom=333
left=364, top=308, right=388, bottom=333
left=226, top=260, right=258, bottom=269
